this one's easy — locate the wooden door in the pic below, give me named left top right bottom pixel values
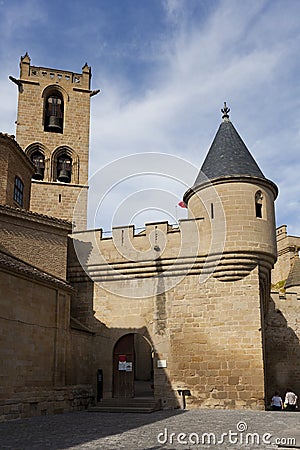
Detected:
left=113, top=334, right=135, bottom=398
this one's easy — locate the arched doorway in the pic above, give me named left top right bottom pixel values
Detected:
left=113, top=333, right=153, bottom=398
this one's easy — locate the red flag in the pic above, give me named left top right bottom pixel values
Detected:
left=178, top=201, right=187, bottom=208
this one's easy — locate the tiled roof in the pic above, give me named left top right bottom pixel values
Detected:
left=285, top=257, right=300, bottom=289
left=193, top=120, right=265, bottom=187
left=0, top=132, right=16, bottom=139
left=0, top=250, right=73, bottom=291
left=0, top=204, right=72, bottom=229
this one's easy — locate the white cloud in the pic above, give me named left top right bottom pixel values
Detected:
left=1, top=0, right=300, bottom=235
left=87, top=0, right=300, bottom=234
left=0, top=0, right=46, bottom=40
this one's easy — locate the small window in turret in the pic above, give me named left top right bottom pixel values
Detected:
left=255, top=191, right=263, bottom=218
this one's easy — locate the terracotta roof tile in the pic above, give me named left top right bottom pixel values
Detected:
left=0, top=204, right=72, bottom=229
left=0, top=250, right=73, bottom=291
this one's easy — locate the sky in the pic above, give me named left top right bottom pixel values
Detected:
left=1, top=0, right=300, bottom=235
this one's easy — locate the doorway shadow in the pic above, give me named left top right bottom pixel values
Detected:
left=265, top=294, right=300, bottom=404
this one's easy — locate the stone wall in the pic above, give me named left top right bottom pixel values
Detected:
left=67, top=328, right=94, bottom=386
left=266, top=225, right=300, bottom=404
left=86, top=268, right=265, bottom=410
left=272, top=225, right=300, bottom=286
left=30, top=182, right=88, bottom=231
left=0, top=265, right=93, bottom=421
left=265, top=288, right=300, bottom=404
left=69, top=219, right=267, bottom=410
left=0, top=206, right=71, bottom=280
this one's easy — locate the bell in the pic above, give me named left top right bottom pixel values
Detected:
left=32, top=155, right=44, bottom=180
left=48, top=115, right=62, bottom=131
left=58, top=168, right=70, bottom=183
left=33, top=166, right=44, bottom=180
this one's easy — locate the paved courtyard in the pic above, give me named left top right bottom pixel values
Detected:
left=0, top=409, right=299, bottom=450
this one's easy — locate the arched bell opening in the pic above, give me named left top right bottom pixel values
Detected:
left=25, top=144, right=49, bottom=181
left=31, top=150, right=45, bottom=180
left=51, top=147, right=79, bottom=184
left=56, top=154, right=72, bottom=183
left=44, top=92, right=64, bottom=133
left=112, top=333, right=154, bottom=399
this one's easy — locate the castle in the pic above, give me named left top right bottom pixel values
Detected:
left=0, top=54, right=299, bottom=420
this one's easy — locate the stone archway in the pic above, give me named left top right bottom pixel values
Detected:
left=112, top=333, right=153, bottom=398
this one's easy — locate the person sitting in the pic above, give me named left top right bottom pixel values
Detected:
left=271, top=391, right=283, bottom=411
left=284, top=388, right=298, bottom=411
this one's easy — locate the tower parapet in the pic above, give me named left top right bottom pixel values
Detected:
left=19, top=52, right=91, bottom=90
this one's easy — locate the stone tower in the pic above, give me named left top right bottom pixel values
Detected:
left=184, top=103, right=278, bottom=288
left=12, top=53, right=98, bottom=230
left=181, top=103, right=278, bottom=407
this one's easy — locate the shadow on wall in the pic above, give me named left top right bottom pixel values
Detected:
left=265, top=295, right=300, bottom=405
left=67, top=238, right=180, bottom=410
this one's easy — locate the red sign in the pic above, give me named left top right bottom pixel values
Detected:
left=118, top=355, right=127, bottom=362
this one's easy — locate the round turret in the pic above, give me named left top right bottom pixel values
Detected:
left=183, top=104, right=278, bottom=283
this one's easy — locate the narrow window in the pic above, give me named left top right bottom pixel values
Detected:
left=31, top=150, right=45, bottom=180
left=211, top=203, right=214, bottom=219
left=255, top=191, right=263, bottom=218
left=44, top=94, right=64, bottom=133
left=58, top=194, right=62, bottom=203
left=13, top=176, right=24, bottom=207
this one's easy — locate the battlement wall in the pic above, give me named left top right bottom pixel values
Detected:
left=69, top=215, right=274, bottom=291
left=72, top=218, right=202, bottom=263
left=272, top=225, right=300, bottom=285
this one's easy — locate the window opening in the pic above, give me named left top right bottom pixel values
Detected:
left=255, top=191, right=263, bottom=218
left=14, top=176, right=24, bottom=207
left=211, top=203, right=214, bottom=219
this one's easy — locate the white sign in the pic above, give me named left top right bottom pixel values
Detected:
left=118, top=361, right=126, bottom=371
left=125, top=362, right=133, bottom=372
left=157, top=359, right=167, bottom=368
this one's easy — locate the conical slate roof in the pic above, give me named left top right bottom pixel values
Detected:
left=193, top=106, right=265, bottom=187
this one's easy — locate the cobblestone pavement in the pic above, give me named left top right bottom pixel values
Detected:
left=0, top=409, right=299, bottom=450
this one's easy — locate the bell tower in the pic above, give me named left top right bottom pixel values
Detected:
left=12, top=53, right=99, bottom=230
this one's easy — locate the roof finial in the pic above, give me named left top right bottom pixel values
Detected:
left=221, top=102, right=230, bottom=121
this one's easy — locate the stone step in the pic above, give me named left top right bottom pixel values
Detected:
left=88, top=398, right=158, bottom=413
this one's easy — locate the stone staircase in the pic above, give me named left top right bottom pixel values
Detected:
left=88, top=397, right=158, bottom=413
